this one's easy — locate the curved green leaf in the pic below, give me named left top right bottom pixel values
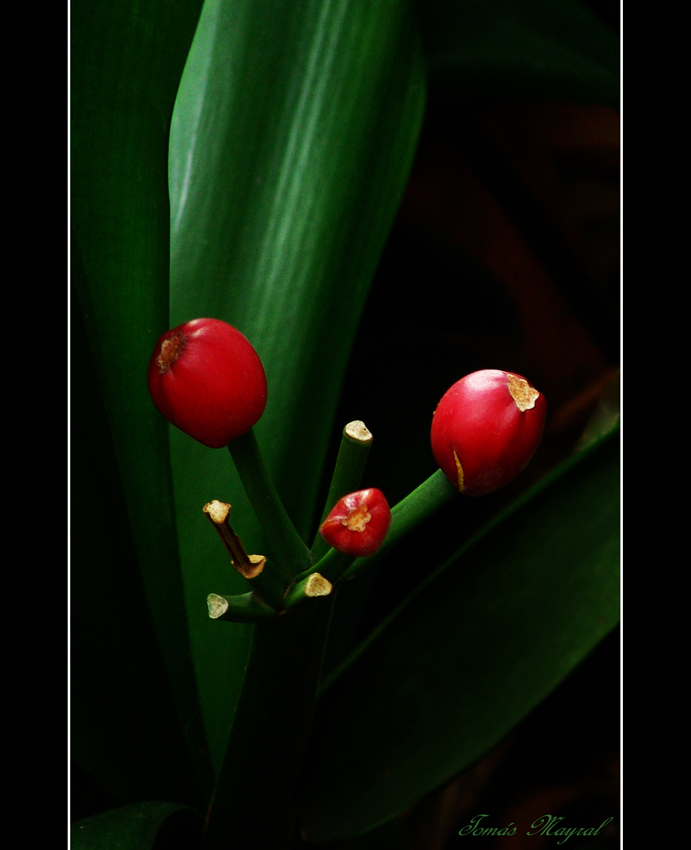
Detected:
left=168, top=0, right=426, bottom=773
left=71, top=802, right=202, bottom=850
left=71, top=284, right=204, bottom=806
left=301, top=430, right=620, bottom=841
left=71, top=0, right=211, bottom=801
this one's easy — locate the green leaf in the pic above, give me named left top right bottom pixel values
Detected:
left=71, top=0, right=211, bottom=801
left=301, top=430, right=620, bottom=841
left=168, top=0, right=426, bottom=774
left=71, top=283, right=204, bottom=806
left=71, top=802, right=202, bottom=850
left=418, top=0, right=619, bottom=107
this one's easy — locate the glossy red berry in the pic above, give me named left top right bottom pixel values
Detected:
left=147, top=318, right=267, bottom=448
left=430, top=370, right=547, bottom=497
left=319, top=488, right=391, bottom=558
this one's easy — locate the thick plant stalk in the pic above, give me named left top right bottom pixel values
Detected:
left=202, top=598, right=334, bottom=849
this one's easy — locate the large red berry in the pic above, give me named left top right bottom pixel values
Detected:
left=320, top=488, right=391, bottom=558
left=147, top=318, right=267, bottom=448
left=431, top=370, right=547, bottom=496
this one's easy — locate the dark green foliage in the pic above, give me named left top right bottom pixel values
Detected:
left=71, top=1, right=619, bottom=846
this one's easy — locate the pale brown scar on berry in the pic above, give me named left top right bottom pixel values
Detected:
left=342, top=503, right=371, bottom=532
left=508, top=374, right=539, bottom=412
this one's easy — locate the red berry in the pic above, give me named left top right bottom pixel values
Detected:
left=147, top=318, right=267, bottom=448
left=430, top=370, right=547, bottom=496
left=319, top=488, right=391, bottom=558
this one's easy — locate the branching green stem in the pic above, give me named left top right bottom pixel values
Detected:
left=228, top=429, right=312, bottom=576
left=203, top=468, right=457, bottom=846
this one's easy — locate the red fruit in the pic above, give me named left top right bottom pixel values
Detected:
left=430, top=370, right=547, bottom=496
left=147, top=318, right=267, bottom=448
left=320, top=488, right=391, bottom=558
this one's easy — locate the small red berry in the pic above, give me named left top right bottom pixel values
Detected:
left=147, top=318, right=267, bottom=448
left=319, top=488, right=391, bottom=558
left=430, top=370, right=547, bottom=496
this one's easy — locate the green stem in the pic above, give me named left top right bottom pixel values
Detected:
left=246, top=562, right=292, bottom=610
left=310, top=420, right=373, bottom=562
left=284, top=571, right=334, bottom=609
left=206, top=591, right=277, bottom=623
left=343, top=469, right=457, bottom=579
left=203, top=598, right=335, bottom=849
left=228, top=429, right=312, bottom=576
left=299, top=546, right=354, bottom=587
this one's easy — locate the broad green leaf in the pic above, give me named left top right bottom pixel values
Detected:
left=71, top=802, right=202, bottom=850
left=418, top=0, right=619, bottom=107
left=168, top=0, right=426, bottom=774
left=71, top=0, right=211, bottom=801
left=71, top=286, right=204, bottom=805
left=301, top=430, right=619, bottom=841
